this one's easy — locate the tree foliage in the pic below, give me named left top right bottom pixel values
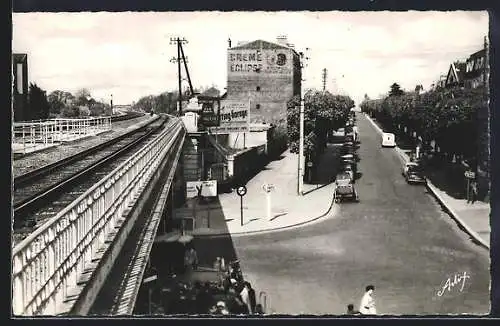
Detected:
left=28, top=83, right=50, bottom=120
left=287, top=90, right=355, bottom=160
left=44, top=88, right=111, bottom=118
left=389, top=83, right=404, bottom=97
left=360, top=85, right=486, bottom=162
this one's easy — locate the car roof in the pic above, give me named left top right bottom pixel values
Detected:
left=382, top=132, right=395, bottom=136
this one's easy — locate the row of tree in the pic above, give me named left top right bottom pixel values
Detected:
left=25, top=84, right=113, bottom=121
left=132, top=86, right=215, bottom=113
left=360, top=83, right=487, bottom=164
left=287, top=90, right=355, bottom=162
left=47, top=88, right=112, bottom=118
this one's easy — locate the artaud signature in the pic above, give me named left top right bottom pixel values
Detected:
left=437, top=272, right=471, bottom=297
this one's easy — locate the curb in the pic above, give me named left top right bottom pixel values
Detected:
left=425, top=182, right=490, bottom=249
left=363, top=113, right=489, bottom=250
left=193, top=194, right=339, bottom=238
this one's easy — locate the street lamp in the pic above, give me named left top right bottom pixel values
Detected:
left=298, top=48, right=310, bottom=196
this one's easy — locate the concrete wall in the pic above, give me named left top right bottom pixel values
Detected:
left=228, top=130, right=268, bottom=150
left=181, top=112, right=199, bottom=133
left=226, top=45, right=301, bottom=131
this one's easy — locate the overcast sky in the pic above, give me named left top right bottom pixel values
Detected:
left=12, top=11, right=488, bottom=106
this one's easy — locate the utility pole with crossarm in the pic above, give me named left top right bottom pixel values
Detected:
left=170, top=37, right=188, bottom=115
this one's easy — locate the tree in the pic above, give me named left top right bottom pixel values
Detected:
left=287, top=89, right=354, bottom=160
left=389, top=83, right=404, bottom=97
left=61, top=105, right=79, bottom=117
left=47, top=90, right=67, bottom=116
left=28, top=83, right=50, bottom=120
left=75, top=88, right=92, bottom=106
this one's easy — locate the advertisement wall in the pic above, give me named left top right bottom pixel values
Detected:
left=209, top=100, right=250, bottom=134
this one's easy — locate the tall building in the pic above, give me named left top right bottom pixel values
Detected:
left=464, top=47, right=490, bottom=199
left=225, top=38, right=302, bottom=132
left=12, top=53, right=29, bottom=122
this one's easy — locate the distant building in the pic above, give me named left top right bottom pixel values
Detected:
left=464, top=48, right=487, bottom=89
left=445, top=61, right=466, bottom=88
left=225, top=38, right=302, bottom=131
left=12, top=53, right=29, bottom=122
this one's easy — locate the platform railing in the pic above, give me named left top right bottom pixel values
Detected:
left=12, top=118, right=185, bottom=316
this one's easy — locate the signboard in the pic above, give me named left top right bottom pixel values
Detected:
left=236, top=185, right=247, bottom=197
left=228, top=49, right=292, bottom=75
left=143, top=275, right=157, bottom=284
left=186, top=180, right=218, bottom=198
left=262, top=183, right=274, bottom=193
left=199, top=98, right=221, bottom=127
left=464, top=171, right=476, bottom=179
left=209, top=100, right=250, bottom=134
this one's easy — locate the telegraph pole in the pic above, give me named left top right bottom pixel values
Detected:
left=298, top=48, right=309, bottom=196
left=323, top=69, right=327, bottom=91
left=483, top=35, right=488, bottom=89
left=170, top=37, right=188, bottom=115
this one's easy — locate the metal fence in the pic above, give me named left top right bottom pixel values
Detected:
left=12, top=118, right=184, bottom=316
left=12, top=117, right=112, bottom=154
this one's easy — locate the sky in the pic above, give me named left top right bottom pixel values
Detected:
left=12, top=11, right=488, bottom=106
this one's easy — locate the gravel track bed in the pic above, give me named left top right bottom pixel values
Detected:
left=12, top=116, right=153, bottom=178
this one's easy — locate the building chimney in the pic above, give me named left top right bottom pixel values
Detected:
left=228, top=37, right=232, bottom=48
left=276, top=35, right=288, bottom=46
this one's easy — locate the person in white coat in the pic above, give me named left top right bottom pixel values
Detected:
left=359, top=285, right=377, bottom=315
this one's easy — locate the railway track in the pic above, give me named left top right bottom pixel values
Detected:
left=111, top=111, right=145, bottom=122
left=13, top=116, right=176, bottom=245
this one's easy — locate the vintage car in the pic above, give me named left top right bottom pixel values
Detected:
left=402, top=162, right=426, bottom=184
left=381, top=132, right=396, bottom=148
left=334, top=172, right=359, bottom=202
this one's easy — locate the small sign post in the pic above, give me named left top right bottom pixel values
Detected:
left=464, top=170, right=476, bottom=202
left=262, top=184, right=274, bottom=220
left=236, top=186, right=247, bottom=226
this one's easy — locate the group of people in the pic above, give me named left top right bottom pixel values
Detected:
left=346, top=285, right=377, bottom=316
left=180, top=252, right=264, bottom=315
left=210, top=257, right=264, bottom=315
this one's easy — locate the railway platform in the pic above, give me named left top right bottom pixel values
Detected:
left=12, top=117, right=112, bottom=156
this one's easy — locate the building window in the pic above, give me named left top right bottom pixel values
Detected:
left=256, top=104, right=261, bottom=110
left=256, top=86, right=261, bottom=91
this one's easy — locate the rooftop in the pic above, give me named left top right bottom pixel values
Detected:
left=230, top=39, right=295, bottom=53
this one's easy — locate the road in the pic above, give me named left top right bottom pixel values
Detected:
left=195, top=112, right=490, bottom=315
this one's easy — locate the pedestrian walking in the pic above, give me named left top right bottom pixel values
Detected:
left=239, top=282, right=252, bottom=314
left=471, top=181, right=478, bottom=204
left=359, top=285, right=377, bottom=315
left=247, top=283, right=257, bottom=314
left=184, top=246, right=198, bottom=274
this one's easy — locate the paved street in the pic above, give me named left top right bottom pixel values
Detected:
left=195, top=112, right=490, bottom=315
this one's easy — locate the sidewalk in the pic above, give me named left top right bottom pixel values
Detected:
left=176, top=145, right=341, bottom=238
left=364, top=113, right=490, bottom=249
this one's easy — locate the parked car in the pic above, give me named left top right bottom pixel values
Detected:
left=345, top=133, right=355, bottom=143
left=381, top=132, right=396, bottom=147
left=402, top=162, right=426, bottom=184
left=334, top=172, right=359, bottom=202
